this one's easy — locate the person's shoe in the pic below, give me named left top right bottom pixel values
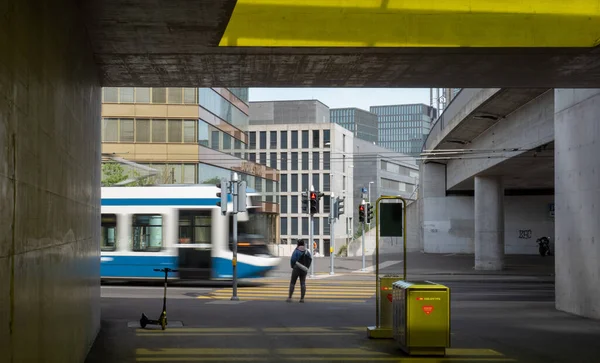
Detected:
left=286, top=298, right=292, bottom=303
left=299, top=298, right=304, bottom=303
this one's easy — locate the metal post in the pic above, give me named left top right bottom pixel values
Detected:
left=309, top=185, right=315, bottom=278
left=231, top=173, right=239, bottom=301
left=330, top=193, right=335, bottom=275
left=362, top=221, right=366, bottom=271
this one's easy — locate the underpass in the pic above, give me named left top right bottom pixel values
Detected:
left=85, top=253, right=600, bottom=363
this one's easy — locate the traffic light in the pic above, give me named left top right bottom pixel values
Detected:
left=367, top=203, right=374, bottom=223
left=301, top=192, right=309, bottom=213
left=336, top=197, right=345, bottom=218
left=216, top=178, right=229, bottom=215
left=309, top=191, right=318, bottom=214
left=358, top=204, right=365, bottom=223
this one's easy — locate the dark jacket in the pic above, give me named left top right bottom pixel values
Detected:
left=290, top=245, right=310, bottom=268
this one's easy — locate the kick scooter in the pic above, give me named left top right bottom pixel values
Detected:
left=140, top=267, right=178, bottom=330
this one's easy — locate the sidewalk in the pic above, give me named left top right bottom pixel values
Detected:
left=269, top=252, right=555, bottom=282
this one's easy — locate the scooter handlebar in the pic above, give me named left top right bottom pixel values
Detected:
left=153, top=268, right=179, bottom=273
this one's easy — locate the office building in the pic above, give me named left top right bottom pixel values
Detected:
left=370, top=103, right=437, bottom=156
left=330, top=107, right=378, bottom=144
left=353, top=138, right=419, bottom=231
left=249, top=100, right=330, bottom=125
left=249, top=101, right=354, bottom=256
left=100, top=87, right=280, bottom=243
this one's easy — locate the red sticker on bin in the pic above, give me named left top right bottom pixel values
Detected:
left=387, top=294, right=393, bottom=302
left=422, top=306, right=434, bottom=315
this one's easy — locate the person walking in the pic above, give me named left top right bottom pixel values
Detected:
left=287, top=240, right=312, bottom=303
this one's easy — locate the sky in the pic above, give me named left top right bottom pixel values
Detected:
left=248, top=88, right=431, bottom=111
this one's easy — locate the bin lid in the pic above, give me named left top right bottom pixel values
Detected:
left=392, top=280, right=449, bottom=290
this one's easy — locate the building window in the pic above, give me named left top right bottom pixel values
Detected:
left=132, top=214, right=163, bottom=252
left=270, top=152, right=277, bottom=169
left=291, top=131, right=298, bottom=148
left=281, top=153, right=288, bottom=171
left=248, top=153, right=256, bottom=162
left=312, top=174, right=320, bottom=191
left=312, top=152, right=319, bottom=170
left=259, top=131, right=266, bottom=149
left=101, top=214, right=117, bottom=251
left=314, top=218, right=320, bottom=236
left=152, top=88, right=167, bottom=103
left=323, top=130, right=330, bottom=147
left=291, top=218, right=298, bottom=235
left=323, top=196, right=330, bottom=214
left=302, top=130, right=309, bottom=148
left=291, top=174, right=298, bottom=192
left=152, top=119, right=167, bottom=142
left=313, top=130, right=320, bottom=148
left=323, top=152, right=330, bottom=170
left=291, top=152, right=298, bottom=170
left=281, top=217, right=288, bottom=235
left=323, top=174, right=330, bottom=191
left=249, top=132, right=256, bottom=149
left=281, top=196, right=288, bottom=214
left=281, top=174, right=288, bottom=192
left=302, top=173, right=309, bottom=191
left=302, top=152, right=309, bottom=170
left=280, top=131, right=288, bottom=149
left=291, top=195, right=298, bottom=214
left=259, top=152, right=267, bottom=165
left=270, top=131, right=277, bottom=149
left=302, top=217, right=309, bottom=235
left=323, top=217, right=330, bottom=234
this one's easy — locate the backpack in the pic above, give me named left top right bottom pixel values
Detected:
left=296, top=250, right=312, bottom=269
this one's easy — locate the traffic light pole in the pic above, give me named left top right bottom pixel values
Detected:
left=309, top=213, right=315, bottom=278
left=329, top=192, right=335, bottom=275
left=362, top=219, right=366, bottom=271
left=231, top=173, right=239, bottom=301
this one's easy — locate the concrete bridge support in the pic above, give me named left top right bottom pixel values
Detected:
left=555, top=89, right=600, bottom=320
left=474, top=176, right=505, bottom=271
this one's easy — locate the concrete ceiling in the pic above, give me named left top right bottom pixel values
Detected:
left=82, top=1, right=600, bottom=87
left=436, top=89, right=551, bottom=150
left=450, top=142, right=555, bottom=191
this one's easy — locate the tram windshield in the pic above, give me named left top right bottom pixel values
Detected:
left=229, top=208, right=273, bottom=256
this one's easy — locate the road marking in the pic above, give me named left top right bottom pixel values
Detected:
left=352, top=260, right=402, bottom=273
left=447, top=349, right=503, bottom=356
left=219, top=0, right=600, bottom=47
left=137, top=348, right=269, bottom=355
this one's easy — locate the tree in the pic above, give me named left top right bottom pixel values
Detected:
left=101, top=162, right=128, bottom=186
left=201, top=177, right=221, bottom=185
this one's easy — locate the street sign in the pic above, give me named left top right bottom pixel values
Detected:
left=361, top=187, right=367, bottom=193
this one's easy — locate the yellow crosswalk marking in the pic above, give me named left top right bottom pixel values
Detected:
left=198, top=279, right=376, bottom=303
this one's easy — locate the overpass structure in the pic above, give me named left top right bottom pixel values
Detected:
left=420, top=87, right=600, bottom=321
left=2, top=0, right=600, bottom=362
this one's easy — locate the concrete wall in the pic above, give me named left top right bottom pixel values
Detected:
left=422, top=194, right=554, bottom=254
left=554, top=88, right=600, bottom=320
left=0, top=0, right=101, bottom=362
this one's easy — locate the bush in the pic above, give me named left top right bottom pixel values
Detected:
left=337, top=244, right=348, bottom=257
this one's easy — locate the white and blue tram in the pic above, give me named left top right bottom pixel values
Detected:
left=100, top=185, right=280, bottom=280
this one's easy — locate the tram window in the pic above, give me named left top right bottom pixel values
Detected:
left=132, top=214, right=163, bottom=252
left=178, top=210, right=211, bottom=244
left=101, top=214, right=117, bottom=251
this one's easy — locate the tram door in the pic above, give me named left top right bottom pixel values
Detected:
left=177, top=210, right=212, bottom=279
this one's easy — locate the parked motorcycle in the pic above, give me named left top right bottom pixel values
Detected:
left=536, top=236, right=553, bottom=257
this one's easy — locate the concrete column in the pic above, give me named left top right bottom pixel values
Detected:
left=555, top=89, right=600, bottom=320
left=474, top=176, right=504, bottom=270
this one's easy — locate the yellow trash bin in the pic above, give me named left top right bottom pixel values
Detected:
left=368, top=274, right=403, bottom=339
left=393, top=280, right=450, bottom=356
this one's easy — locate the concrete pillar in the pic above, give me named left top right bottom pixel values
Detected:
left=1, top=0, right=101, bottom=362
left=474, top=176, right=504, bottom=270
left=555, top=89, right=600, bottom=320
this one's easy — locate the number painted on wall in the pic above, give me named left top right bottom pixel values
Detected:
left=518, top=229, right=532, bottom=239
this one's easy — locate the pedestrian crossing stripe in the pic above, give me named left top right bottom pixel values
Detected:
left=196, top=280, right=376, bottom=303
left=136, top=326, right=367, bottom=337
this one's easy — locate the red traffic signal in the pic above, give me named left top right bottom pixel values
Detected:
left=359, top=205, right=365, bottom=212
left=310, top=192, right=317, bottom=200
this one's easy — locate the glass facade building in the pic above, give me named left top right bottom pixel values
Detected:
left=101, top=87, right=279, bottom=243
left=330, top=107, right=378, bottom=144
left=370, top=103, right=437, bottom=156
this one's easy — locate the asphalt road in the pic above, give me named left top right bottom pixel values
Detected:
left=86, top=276, right=600, bottom=363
